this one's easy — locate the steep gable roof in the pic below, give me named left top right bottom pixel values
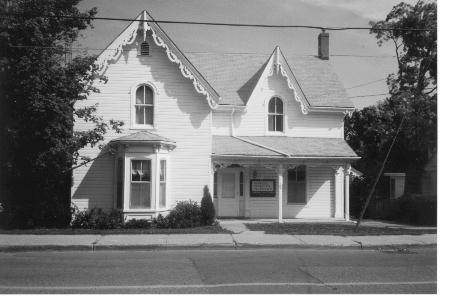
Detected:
left=185, top=48, right=354, bottom=110
left=96, top=10, right=353, bottom=111
left=95, top=10, right=221, bottom=109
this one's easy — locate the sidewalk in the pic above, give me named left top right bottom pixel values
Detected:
left=0, top=232, right=437, bottom=252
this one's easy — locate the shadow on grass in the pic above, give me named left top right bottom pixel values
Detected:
left=244, top=223, right=437, bottom=236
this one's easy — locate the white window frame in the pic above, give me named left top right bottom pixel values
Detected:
left=157, top=155, right=169, bottom=210
left=286, top=165, right=308, bottom=205
left=122, top=152, right=170, bottom=213
left=130, top=81, right=158, bottom=130
left=266, top=96, right=286, bottom=135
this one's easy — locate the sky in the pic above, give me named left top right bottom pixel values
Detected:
left=76, top=0, right=417, bottom=109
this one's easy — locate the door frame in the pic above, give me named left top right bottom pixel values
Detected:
left=217, top=167, right=243, bottom=217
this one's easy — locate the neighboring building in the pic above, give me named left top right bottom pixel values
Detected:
left=71, top=11, right=359, bottom=222
left=383, top=173, right=406, bottom=200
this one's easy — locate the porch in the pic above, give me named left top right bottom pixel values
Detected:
left=211, top=135, right=359, bottom=222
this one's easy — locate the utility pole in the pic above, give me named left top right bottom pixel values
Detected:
left=354, top=115, right=405, bottom=232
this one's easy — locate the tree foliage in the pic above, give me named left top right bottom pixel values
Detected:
left=345, top=1, right=437, bottom=195
left=0, top=0, right=123, bottom=227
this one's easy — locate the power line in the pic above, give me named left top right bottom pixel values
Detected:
left=1, top=45, right=403, bottom=58
left=0, top=12, right=437, bottom=32
left=346, top=78, right=386, bottom=89
left=348, top=93, right=389, bottom=98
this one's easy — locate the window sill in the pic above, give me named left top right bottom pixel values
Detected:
left=123, top=208, right=168, bottom=213
left=130, top=125, right=156, bottom=131
left=265, top=131, right=286, bottom=136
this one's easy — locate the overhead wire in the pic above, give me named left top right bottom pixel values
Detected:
left=0, top=12, right=437, bottom=32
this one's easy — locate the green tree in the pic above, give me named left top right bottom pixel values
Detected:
left=0, top=0, right=123, bottom=227
left=345, top=1, right=437, bottom=198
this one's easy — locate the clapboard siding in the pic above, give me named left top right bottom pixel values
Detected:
left=213, top=73, right=344, bottom=138
left=71, top=35, right=212, bottom=211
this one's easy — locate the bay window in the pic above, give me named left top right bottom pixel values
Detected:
left=130, top=160, right=152, bottom=209
left=159, top=159, right=167, bottom=208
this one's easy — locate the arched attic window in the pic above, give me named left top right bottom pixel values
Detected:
left=268, top=97, right=284, bottom=132
left=140, top=41, right=150, bottom=56
left=135, top=85, right=154, bottom=126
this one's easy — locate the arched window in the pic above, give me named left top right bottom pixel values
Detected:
left=135, top=85, right=154, bottom=126
left=268, top=97, right=284, bottom=132
left=140, top=41, right=150, bottom=56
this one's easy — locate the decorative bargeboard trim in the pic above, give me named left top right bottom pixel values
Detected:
left=95, top=12, right=219, bottom=109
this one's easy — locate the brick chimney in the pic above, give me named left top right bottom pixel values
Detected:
left=318, top=30, right=329, bottom=60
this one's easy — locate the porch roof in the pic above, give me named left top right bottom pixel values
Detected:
left=110, top=131, right=176, bottom=146
left=212, top=136, right=358, bottom=159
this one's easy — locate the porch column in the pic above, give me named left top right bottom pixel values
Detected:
left=334, top=166, right=344, bottom=219
left=344, top=164, right=351, bottom=221
left=277, top=165, right=285, bottom=223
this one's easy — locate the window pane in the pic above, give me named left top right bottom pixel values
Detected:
left=239, top=172, right=244, bottom=196
left=116, top=158, right=124, bottom=209
left=287, top=182, right=298, bottom=203
left=130, top=183, right=151, bottom=208
left=144, top=106, right=154, bottom=125
left=136, top=106, right=144, bottom=124
left=276, top=97, right=283, bottom=113
left=159, top=183, right=166, bottom=208
left=131, top=160, right=140, bottom=181
left=268, top=115, right=275, bottom=131
left=141, top=160, right=151, bottom=181
left=275, top=115, right=283, bottom=131
left=297, top=166, right=306, bottom=181
left=160, top=160, right=166, bottom=181
left=288, top=169, right=296, bottom=181
left=144, top=86, right=153, bottom=105
left=268, top=98, right=276, bottom=113
left=136, top=86, right=144, bottom=104
left=288, top=181, right=306, bottom=203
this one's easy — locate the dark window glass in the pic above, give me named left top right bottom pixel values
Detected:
left=239, top=171, right=244, bottom=196
left=287, top=166, right=306, bottom=204
left=268, top=97, right=284, bottom=132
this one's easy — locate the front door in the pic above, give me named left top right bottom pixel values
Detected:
left=218, top=169, right=239, bottom=217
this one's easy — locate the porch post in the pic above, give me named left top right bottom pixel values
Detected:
left=334, top=166, right=344, bottom=219
left=277, top=165, right=285, bottom=223
left=344, top=164, right=351, bottom=221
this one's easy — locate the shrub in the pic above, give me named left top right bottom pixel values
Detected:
left=71, top=207, right=124, bottom=229
left=124, top=218, right=152, bottom=229
left=200, top=186, right=215, bottom=225
left=152, top=214, right=170, bottom=229
left=166, top=200, right=202, bottom=228
left=71, top=209, right=90, bottom=229
left=365, top=194, right=436, bottom=226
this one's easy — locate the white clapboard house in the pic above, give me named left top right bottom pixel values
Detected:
left=72, top=11, right=359, bottom=222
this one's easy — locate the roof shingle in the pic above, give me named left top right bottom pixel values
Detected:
left=185, top=52, right=353, bottom=108
left=213, top=135, right=358, bottom=158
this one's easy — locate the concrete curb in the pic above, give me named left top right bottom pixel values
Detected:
left=0, top=242, right=436, bottom=252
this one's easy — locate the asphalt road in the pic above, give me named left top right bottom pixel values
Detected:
left=0, top=247, right=436, bottom=293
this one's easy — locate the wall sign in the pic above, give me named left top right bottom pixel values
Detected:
left=250, top=179, right=276, bottom=197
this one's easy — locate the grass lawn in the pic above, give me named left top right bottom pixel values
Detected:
left=244, top=223, right=437, bottom=236
left=0, top=225, right=231, bottom=235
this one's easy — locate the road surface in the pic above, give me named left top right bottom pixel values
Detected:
left=0, top=247, right=436, bottom=293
